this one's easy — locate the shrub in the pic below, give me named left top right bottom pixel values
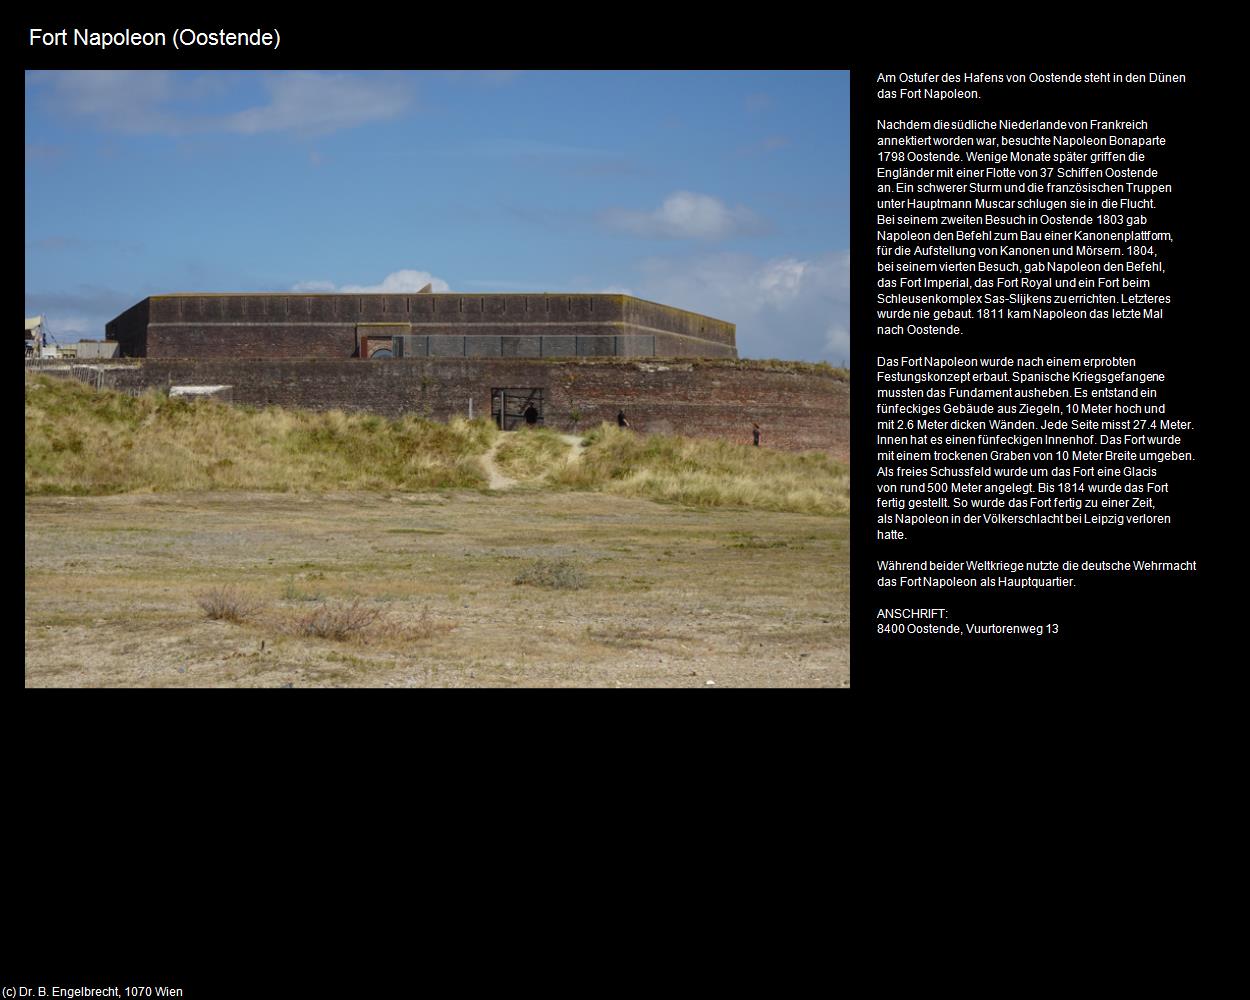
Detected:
left=406, top=604, right=452, bottom=640
left=198, top=587, right=263, bottom=623
left=295, top=600, right=382, bottom=640
left=513, top=558, right=587, bottom=590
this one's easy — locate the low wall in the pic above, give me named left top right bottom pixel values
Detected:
left=34, top=357, right=850, bottom=457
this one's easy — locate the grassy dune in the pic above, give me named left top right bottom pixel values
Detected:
left=26, top=374, right=849, bottom=514
left=493, top=427, right=575, bottom=479
left=498, top=424, right=849, bottom=515
left=25, top=373, right=495, bottom=494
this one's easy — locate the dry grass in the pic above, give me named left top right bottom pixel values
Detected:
left=198, top=586, right=264, bottom=623
left=25, top=373, right=497, bottom=495
left=490, top=423, right=848, bottom=515
left=494, top=428, right=574, bottom=480
left=281, top=574, right=324, bottom=602
left=513, top=558, right=587, bottom=590
left=294, top=600, right=382, bottom=640
left=290, top=600, right=452, bottom=644
left=25, top=491, right=849, bottom=688
left=551, top=424, right=848, bottom=515
left=401, top=605, right=455, bottom=642
left=25, top=375, right=847, bottom=516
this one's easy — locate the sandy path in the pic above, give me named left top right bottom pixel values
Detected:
left=480, top=438, right=517, bottom=490
left=558, top=433, right=587, bottom=464
left=483, top=433, right=585, bottom=489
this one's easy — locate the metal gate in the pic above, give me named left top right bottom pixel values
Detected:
left=492, top=388, right=544, bottom=430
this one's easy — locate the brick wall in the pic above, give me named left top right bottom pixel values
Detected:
left=625, top=297, right=737, bottom=348
left=92, top=357, right=849, bottom=457
left=112, top=294, right=739, bottom=360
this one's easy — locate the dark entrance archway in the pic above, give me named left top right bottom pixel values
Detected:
left=492, top=388, right=544, bottom=430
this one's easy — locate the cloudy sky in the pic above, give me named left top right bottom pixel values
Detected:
left=25, top=70, right=849, bottom=363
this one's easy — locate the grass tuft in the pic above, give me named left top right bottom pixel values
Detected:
left=513, top=558, right=587, bottom=590
left=294, top=600, right=382, bottom=641
left=291, top=601, right=453, bottom=644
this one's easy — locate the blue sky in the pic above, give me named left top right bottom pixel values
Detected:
left=25, top=70, right=849, bottom=362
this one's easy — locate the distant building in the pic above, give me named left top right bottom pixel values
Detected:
left=73, top=340, right=120, bottom=360
left=25, top=315, right=44, bottom=357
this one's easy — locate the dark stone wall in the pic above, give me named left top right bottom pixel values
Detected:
left=104, top=299, right=149, bottom=358
left=116, top=294, right=738, bottom=360
left=625, top=297, right=737, bottom=347
left=147, top=323, right=357, bottom=359
left=93, top=357, right=848, bottom=457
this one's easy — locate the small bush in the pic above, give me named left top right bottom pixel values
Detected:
left=406, top=604, right=453, bottom=640
left=198, top=587, right=263, bottom=623
left=513, top=558, right=587, bottom=590
left=295, top=600, right=382, bottom=640
left=369, top=605, right=454, bottom=643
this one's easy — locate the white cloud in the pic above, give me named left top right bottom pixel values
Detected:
left=29, top=70, right=413, bottom=136
left=29, top=71, right=184, bottom=134
left=631, top=251, right=849, bottom=364
left=292, top=270, right=450, bottom=293
left=602, top=191, right=765, bottom=241
left=224, top=73, right=413, bottom=135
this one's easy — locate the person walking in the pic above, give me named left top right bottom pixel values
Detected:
left=752, top=422, right=761, bottom=447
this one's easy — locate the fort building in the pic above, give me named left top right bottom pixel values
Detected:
left=57, top=290, right=849, bottom=457
left=105, top=293, right=738, bottom=361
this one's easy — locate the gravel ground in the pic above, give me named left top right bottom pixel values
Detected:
left=25, top=489, right=849, bottom=688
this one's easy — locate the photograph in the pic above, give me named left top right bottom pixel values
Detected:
left=24, top=69, right=851, bottom=687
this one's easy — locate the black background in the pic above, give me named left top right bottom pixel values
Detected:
left=16, top=23, right=1224, bottom=987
